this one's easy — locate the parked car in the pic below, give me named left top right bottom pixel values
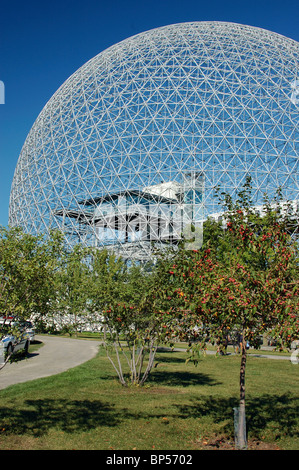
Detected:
left=0, top=317, right=35, bottom=342
left=0, top=331, right=30, bottom=359
left=0, top=317, right=33, bottom=360
left=19, top=321, right=35, bottom=343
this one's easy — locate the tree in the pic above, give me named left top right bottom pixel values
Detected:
left=0, top=226, right=64, bottom=366
left=52, top=244, right=91, bottom=336
left=106, top=261, right=179, bottom=386
left=86, top=249, right=173, bottom=386
left=0, top=227, right=64, bottom=320
left=84, top=248, right=129, bottom=384
left=158, top=178, right=298, bottom=448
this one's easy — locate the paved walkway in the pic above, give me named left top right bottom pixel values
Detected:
left=158, top=346, right=293, bottom=361
left=0, top=335, right=101, bottom=390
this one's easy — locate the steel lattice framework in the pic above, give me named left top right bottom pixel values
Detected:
left=9, top=21, right=299, bottom=260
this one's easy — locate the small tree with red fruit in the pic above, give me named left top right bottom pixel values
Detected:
left=161, top=178, right=298, bottom=448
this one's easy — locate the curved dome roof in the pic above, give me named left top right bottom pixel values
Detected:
left=9, top=21, right=299, bottom=257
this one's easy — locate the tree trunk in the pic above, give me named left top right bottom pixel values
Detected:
left=235, top=334, right=247, bottom=449
left=140, top=343, right=158, bottom=385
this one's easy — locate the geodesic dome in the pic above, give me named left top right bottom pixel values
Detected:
left=9, top=21, right=299, bottom=260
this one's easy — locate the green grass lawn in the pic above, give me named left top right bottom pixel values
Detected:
left=0, top=343, right=298, bottom=450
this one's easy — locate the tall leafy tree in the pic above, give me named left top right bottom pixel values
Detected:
left=52, top=244, right=91, bottom=336
left=0, top=227, right=64, bottom=321
left=0, top=227, right=64, bottom=365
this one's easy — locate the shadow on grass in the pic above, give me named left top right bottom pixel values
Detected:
left=100, top=369, right=219, bottom=388
left=0, top=398, right=131, bottom=436
left=246, top=393, right=299, bottom=438
left=175, top=393, right=299, bottom=439
left=0, top=391, right=297, bottom=440
left=148, top=370, right=221, bottom=387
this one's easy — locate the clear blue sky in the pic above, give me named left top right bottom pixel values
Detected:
left=0, top=0, right=298, bottom=227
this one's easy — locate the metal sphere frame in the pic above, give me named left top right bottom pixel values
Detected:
left=9, top=21, right=299, bottom=260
